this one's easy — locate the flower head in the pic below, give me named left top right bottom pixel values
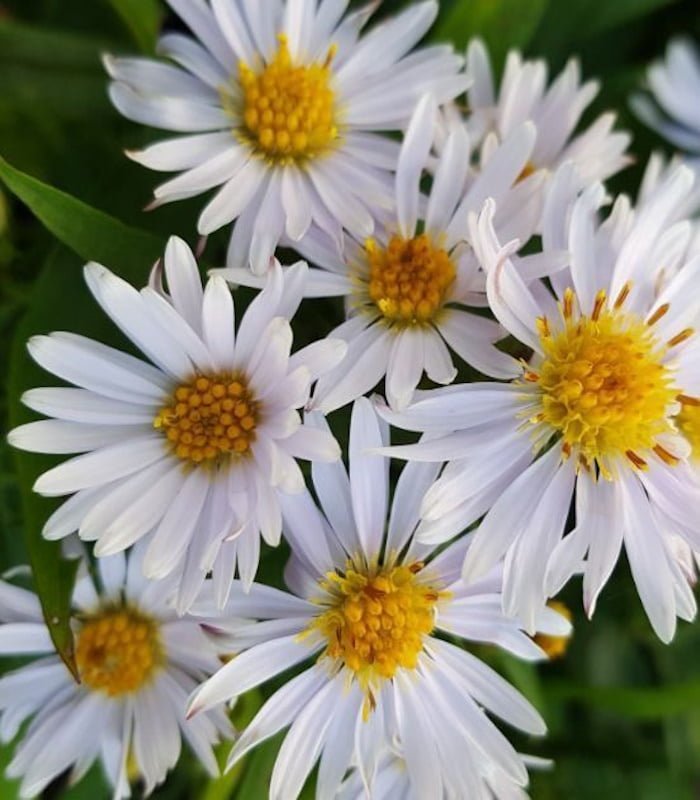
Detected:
left=464, top=39, right=631, bottom=185
left=0, top=546, right=231, bottom=797
left=186, top=399, right=570, bottom=800
left=106, top=0, right=469, bottom=272
left=375, top=162, right=700, bottom=642
left=217, top=93, right=549, bottom=411
left=631, top=38, right=700, bottom=165
left=8, top=237, right=344, bottom=611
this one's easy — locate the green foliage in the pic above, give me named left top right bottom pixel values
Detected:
left=0, top=155, right=163, bottom=274
left=107, top=0, right=163, bottom=53
left=432, top=0, right=549, bottom=63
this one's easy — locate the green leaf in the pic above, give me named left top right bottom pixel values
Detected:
left=7, top=250, right=86, bottom=674
left=0, top=154, right=163, bottom=275
left=6, top=222, right=161, bottom=674
left=107, top=0, right=163, bottom=53
left=235, top=734, right=285, bottom=799
left=0, top=20, right=111, bottom=121
left=541, top=0, right=676, bottom=42
left=544, top=679, right=700, bottom=720
left=530, top=0, right=678, bottom=64
left=432, top=0, right=549, bottom=65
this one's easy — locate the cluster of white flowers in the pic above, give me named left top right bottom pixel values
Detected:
left=3, top=2, right=700, bottom=798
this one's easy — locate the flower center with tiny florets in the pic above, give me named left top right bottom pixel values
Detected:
left=75, top=607, right=162, bottom=696
left=154, top=373, right=259, bottom=465
left=310, top=563, right=440, bottom=691
left=525, top=287, right=690, bottom=475
left=234, top=34, right=339, bottom=162
left=366, top=234, right=456, bottom=326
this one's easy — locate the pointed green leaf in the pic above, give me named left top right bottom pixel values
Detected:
left=432, top=0, right=549, bottom=64
left=0, top=154, right=163, bottom=275
left=108, top=0, right=163, bottom=53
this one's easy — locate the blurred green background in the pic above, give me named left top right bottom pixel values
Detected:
left=1, top=0, right=700, bottom=798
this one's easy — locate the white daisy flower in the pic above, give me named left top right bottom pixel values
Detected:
left=631, top=38, right=700, bottom=172
left=217, top=94, right=554, bottom=411
left=337, top=750, right=553, bottom=800
left=464, top=38, right=631, bottom=185
left=105, top=0, right=469, bottom=273
left=186, top=399, right=570, bottom=800
left=639, top=151, right=700, bottom=233
left=0, top=546, right=231, bottom=798
left=374, top=163, right=700, bottom=642
left=8, top=237, right=345, bottom=611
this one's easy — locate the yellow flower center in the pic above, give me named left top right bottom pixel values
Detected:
left=236, top=34, right=339, bottom=162
left=75, top=607, right=163, bottom=696
left=311, top=563, right=440, bottom=687
left=528, top=288, right=685, bottom=474
left=533, top=601, right=572, bottom=660
left=154, top=374, right=259, bottom=465
left=366, top=234, right=456, bottom=325
left=678, top=401, right=700, bottom=461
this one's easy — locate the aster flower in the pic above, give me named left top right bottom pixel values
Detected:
left=638, top=152, right=700, bottom=237
left=631, top=38, right=700, bottom=172
left=464, top=39, right=631, bottom=186
left=8, top=237, right=344, bottom=611
left=186, top=399, right=570, bottom=800
left=218, top=94, right=553, bottom=411
left=105, top=0, right=469, bottom=273
left=374, top=163, right=700, bottom=642
left=0, top=545, right=231, bottom=798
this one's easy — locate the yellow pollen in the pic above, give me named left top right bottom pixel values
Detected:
left=517, top=161, right=537, bottom=182
left=235, top=34, right=338, bottom=161
left=310, top=563, right=440, bottom=688
left=533, top=601, right=572, bottom=660
left=154, top=373, right=259, bottom=465
left=532, top=290, right=678, bottom=473
left=75, top=607, right=162, bottom=696
left=678, top=402, right=700, bottom=462
left=366, top=234, right=456, bottom=326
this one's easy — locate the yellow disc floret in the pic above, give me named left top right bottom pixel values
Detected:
left=75, top=607, right=163, bottom=696
left=531, top=288, right=678, bottom=472
left=533, top=601, right=572, bottom=660
left=311, top=563, right=440, bottom=687
left=236, top=34, right=338, bottom=161
left=678, top=400, right=700, bottom=461
left=366, top=234, right=456, bottom=326
left=154, top=373, right=259, bottom=465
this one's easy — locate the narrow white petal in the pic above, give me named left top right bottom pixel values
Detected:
left=187, top=636, right=317, bottom=716
left=349, top=398, right=389, bottom=561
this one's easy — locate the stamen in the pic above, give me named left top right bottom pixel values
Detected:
left=626, top=450, right=648, bottom=470
left=653, top=444, right=680, bottom=465
left=562, top=288, right=575, bottom=319
left=614, top=282, right=632, bottom=309
left=647, top=303, right=669, bottom=326
left=536, top=317, right=550, bottom=338
left=591, top=289, right=607, bottom=321
left=668, top=328, right=694, bottom=347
